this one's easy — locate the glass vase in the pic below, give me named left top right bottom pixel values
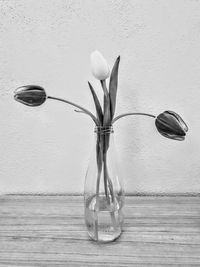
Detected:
left=84, top=126, right=125, bottom=242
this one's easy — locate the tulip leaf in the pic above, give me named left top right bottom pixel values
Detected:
left=88, top=82, right=103, bottom=125
left=109, top=56, right=120, bottom=120
left=74, top=109, right=85, bottom=114
left=48, top=96, right=99, bottom=125
left=74, top=109, right=101, bottom=126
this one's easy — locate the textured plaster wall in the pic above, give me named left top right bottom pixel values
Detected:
left=0, top=0, right=199, bottom=194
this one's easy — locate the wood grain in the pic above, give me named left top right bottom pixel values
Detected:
left=0, top=195, right=200, bottom=266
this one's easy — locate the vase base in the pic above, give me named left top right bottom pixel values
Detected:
left=85, top=195, right=123, bottom=243
left=87, top=230, right=122, bottom=243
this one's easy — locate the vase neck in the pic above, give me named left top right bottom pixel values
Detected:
left=94, top=126, right=114, bottom=135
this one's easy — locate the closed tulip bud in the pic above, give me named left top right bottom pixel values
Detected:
left=155, top=111, right=188, bottom=141
left=90, top=50, right=110, bottom=80
left=14, top=85, right=47, bottom=107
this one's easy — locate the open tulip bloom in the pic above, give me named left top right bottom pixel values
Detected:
left=14, top=51, right=188, bottom=238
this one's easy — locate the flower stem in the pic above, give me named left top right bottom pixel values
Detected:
left=103, top=152, right=109, bottom=203
left=103, top=151, right=117, bottom=230
left=100, top=80, right=111, bottom=126
left=94, top=168, right=101, bottom=241
left=94, top=134, right=103, bottom=241
left=113, top=112, right=156, bottom=124
left=47, top=96, right=99, bottom=125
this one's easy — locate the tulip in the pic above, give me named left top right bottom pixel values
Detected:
left=14, top=85, right=47, bottom=107
left=90, top=50, right=110, bottom=80
left=155, top=111, right=188, bottom=141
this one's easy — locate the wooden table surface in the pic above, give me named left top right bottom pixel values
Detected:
left=0, top=195, right=200, bottom=266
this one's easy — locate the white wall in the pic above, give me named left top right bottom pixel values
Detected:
left=0, top=0, right=199, bottom=194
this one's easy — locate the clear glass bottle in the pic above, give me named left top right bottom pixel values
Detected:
left=84, top=126, right=125, bottom=242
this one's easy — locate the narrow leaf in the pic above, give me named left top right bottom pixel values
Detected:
left=48, top=96, right=99, bottom=125
left=74, top=109, right=85, bottom=113
left=74, top=109, right=94, bottom=119
left=109, top=56, right=120, bottom=119
left=88, top=82, right=103, bottom=125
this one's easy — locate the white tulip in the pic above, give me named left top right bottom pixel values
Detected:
left=90, top=50, right=110, bottom=80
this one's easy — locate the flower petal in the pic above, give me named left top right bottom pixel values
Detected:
left=155, top=111, right=187, bottom=141
left=90, top=50, right=110, bottom=80
left=14, top=85, right=47, bottom=106
left=166, top=110, right=188, bottom=132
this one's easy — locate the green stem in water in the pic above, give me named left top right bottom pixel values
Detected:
left=103, top=150, right=117, bottom=230
left=47, top=96, right=99, bottom=125
left=95, top=167, right=102, bottom=241
left=103, top=152, right=109, bottom=204
left=94, top=134, right=103, bottom=240
left=112, top=112, right=156, bottom=124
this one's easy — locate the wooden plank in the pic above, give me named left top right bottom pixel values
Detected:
left=0, top=196, right=200, bottom=266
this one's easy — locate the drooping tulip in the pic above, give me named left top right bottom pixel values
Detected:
left=90, top=50, right=110, bottom=80
left=14, top=85, right=47, bottom=107
left=155, top=110, right=188, bottom=141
